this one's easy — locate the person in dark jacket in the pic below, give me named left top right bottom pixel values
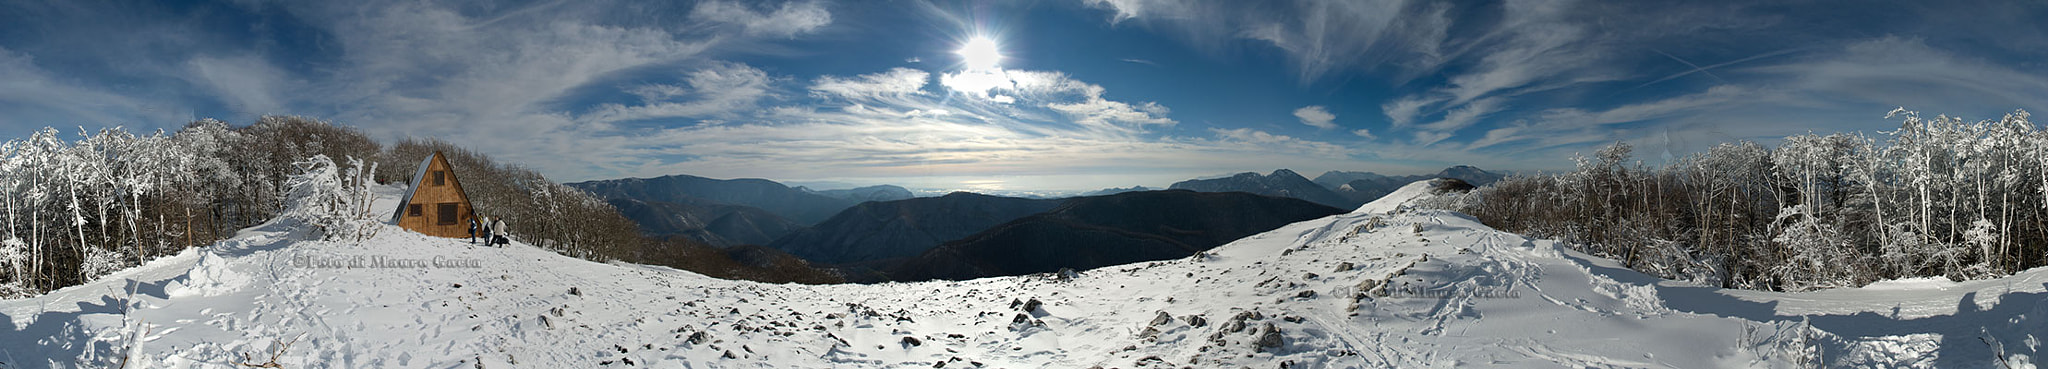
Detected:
left=467, top=218, right=480, bottom=244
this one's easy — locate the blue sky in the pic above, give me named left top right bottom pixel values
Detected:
left=3, top=0, right=2045, bottom=192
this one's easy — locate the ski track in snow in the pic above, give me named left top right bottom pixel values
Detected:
left=1, top=181, right=2043, bottom=368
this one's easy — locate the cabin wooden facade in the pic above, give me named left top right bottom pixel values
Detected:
left=391, top=151, right=476, bottom=238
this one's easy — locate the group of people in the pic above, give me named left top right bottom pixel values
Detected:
left=469, top=216, right=509, bottom=246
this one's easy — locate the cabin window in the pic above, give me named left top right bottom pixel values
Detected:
left=433, top=171, right=446, bottom=186
left=436, top=203, right=459, bottom=225
left=408, top=204, right=422, bottom=217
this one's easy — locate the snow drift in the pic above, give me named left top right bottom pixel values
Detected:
left=1, top=180, right=2043, bottom=368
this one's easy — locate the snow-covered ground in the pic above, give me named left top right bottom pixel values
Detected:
left=3, top=181, right=2044, bottom=368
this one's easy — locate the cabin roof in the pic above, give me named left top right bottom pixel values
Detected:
left=390, top=153, right=440, bottom=223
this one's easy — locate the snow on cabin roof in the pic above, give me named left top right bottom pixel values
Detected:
left=389, top=153, right=438, bottom=223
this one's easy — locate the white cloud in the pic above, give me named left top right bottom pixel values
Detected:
left=1352, top=128, right=1376, bottom=139
left=183, top=55, right=290, bottom=117
left=1090, top=0, right=1798, bottom=159
left=519, top=61, right=1376, bottom=189
left=580, top=62, right=774, bottom=126
left=626, top=84, right=690, bottom=101
left=1751, top=36, right=2048, bottom=114
left=573, top=97, right=1339, bottom=188
left=1532, top=85, right=1752, bottom=128
left=938, top=69, right=1176, bottom=135
left=1460, top=85, right=1795, bottom=157
left=1292, top=105, right=1337, bottom=129
left=810, top=68, right=929, bottom=100
left=245, top=1, right=830, bottom=178
left=1466, top=121, right=1531, bottom=151
left=1380, top=94, right=1441, bottom=128
left=1083, top=0, right=1450, bottom=83
left=0, top=0, right=1435, bottom=189
left=1047, top=99, right=1175, bottom=132
left=0, top=46, right=188, bottom=131
left=1449, top=35, right=2048, bottom=163
left=938, top=69, right=1015, bottom=99
left=1415, top=97, right=1503, bottom=134
left=689, top=1, right=832, bottom=38
left=1081, top=0, right=1151, bottom=23
left=306, top=2, right=723, bottom=145
left=1411, top=131, right=1453, bottom=147
left=1200, top=127, right=1353, bottom=158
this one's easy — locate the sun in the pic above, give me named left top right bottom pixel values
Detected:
left=957, top=36, right=1002, bottom=70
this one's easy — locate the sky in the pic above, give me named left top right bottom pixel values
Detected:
left=2, top=0, right=2045, bottom=192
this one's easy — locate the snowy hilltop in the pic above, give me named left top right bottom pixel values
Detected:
left=3, top=179, right=2045, bottom=367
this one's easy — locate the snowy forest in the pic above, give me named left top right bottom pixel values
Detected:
left=0, top=116, right=637, bottom=297
left=1452, top=109, right=2048, bottom=291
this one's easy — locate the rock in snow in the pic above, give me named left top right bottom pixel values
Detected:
left=2, top=181, right=2045, bottom=368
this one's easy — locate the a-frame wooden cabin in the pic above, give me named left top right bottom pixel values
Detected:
left=391, top=151, right=476, bottom=237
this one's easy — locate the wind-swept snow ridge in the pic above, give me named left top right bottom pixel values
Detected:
left=1353, top=177, right=1454, bottom=214
left=2, top=183, right=2043, bottom=368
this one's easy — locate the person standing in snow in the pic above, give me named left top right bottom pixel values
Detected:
left=491, top=218, right=509, bottom=246
left=479, top=216, right=492, bottom=242
left=467, top=218, right=480, bottom=244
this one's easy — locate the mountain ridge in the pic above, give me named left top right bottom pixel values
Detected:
left=799, top=184, right=916, bottom=203
left=769, top=192, right=1062, bottom=264
left=604, top=198, right=806, bottom=247
left=1166, top=169, right=1356, bottom=208
left=568, top=174, right=858, bottom=225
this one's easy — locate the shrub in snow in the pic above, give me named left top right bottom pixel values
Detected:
left=281, top=154, right=380, bottom=241
left=79, top=245, right=129, bottom=281
left=1955, top=219, right=2004, bottom=280
left=1767, top=205, right=1868, bottom=291
left=1878, top=226, right=1952, bottom=280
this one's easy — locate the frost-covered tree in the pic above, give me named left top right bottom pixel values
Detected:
left=281, top=155, right=379, bottom=241
left=0, top=237, right=27, bottom=298
left=0, top=116, right=383, bottom=293
left=1457, top=108, right=2047, bottom=291
left=1768, top=205, right=1865, bottom=291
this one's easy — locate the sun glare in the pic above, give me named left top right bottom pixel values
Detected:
left=957, top=36, right=1002, bottom=70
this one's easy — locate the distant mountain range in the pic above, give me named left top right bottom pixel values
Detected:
left=569, top=174, right=857, bottom=224
left=1166, top=169, right=1355, bottom=208
left=1165, top=166, right=1508, bottom=209
left=880, top=190, right=1345, bottom=281
left=603, top=198, right=806, bottom=247
left=798, top=184, right=915, bottom=203
left=568, top=174, right=866, bottom=247
left=576, top=167, right=1501, bottom=283
left=769, top=192, right=1061, bottom=264
left=1082, top=186, right=1154, bottom=196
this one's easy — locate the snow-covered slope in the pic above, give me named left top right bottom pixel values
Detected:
left=3, top=182, right=2044, bottom=368
left=1352, top=178, right=1453, bottom=214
